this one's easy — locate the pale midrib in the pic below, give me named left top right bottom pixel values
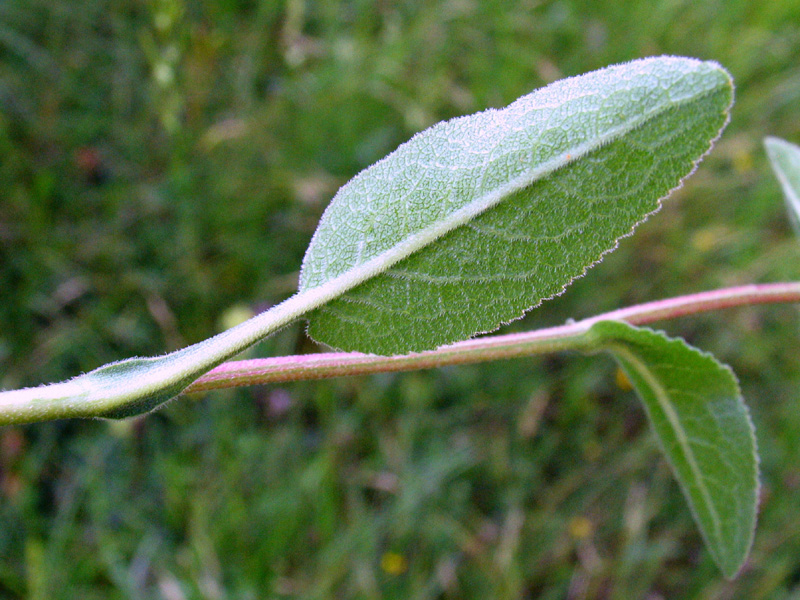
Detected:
left=613, top=345, right=724, bottom=552
left=304, top=89, right=720, bottom=297
left=0, top=84, right=723, bottom=419
left=254, top=90, right=722, bottom=331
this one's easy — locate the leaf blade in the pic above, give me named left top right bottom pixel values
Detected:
left=765, top=136, right=800, bottom=235
left=0, top=57, right=736, bottom=423
left=302, top=57, right=734, bottom=354
left=587, top=320, right=759, bottom=578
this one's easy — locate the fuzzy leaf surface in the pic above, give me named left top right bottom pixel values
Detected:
left=765, top=136, right=800, bottom=235
left=587, top=320, right=758, bottom=579
left=0, top=57, right=733, bottom=423
left=301, top=57, right=733, bottom=355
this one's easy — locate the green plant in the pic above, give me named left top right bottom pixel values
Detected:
left=2, top=56, right=799, bottom=579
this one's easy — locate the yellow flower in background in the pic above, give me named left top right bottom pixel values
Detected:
left=381, top=552, right=408, bottom=576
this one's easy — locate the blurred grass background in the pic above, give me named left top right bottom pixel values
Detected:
left=1, top=0, right=800, bottom=598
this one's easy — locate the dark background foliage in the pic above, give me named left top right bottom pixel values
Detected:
left=1, top=0, right=799, bottom=597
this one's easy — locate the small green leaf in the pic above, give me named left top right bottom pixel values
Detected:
left=765, top=136, right=800, bottom=235
left=586, top=320, right=758, bottom=578
left=302, top=57, right=733, bottom=354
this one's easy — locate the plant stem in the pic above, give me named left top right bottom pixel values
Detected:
left=185, top=281, right=800, bottom=393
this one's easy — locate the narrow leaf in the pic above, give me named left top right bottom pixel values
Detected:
left=586, top=320, right=758, bottom=578
left=301, top=57, right=733, bottom=354
left=765, top=136, right=800, bottom=235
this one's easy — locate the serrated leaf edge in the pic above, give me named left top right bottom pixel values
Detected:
left=303, top=61, right=733, bottom=352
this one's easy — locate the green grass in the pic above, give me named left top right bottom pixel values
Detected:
left=1, top=0, right=800, bottom=597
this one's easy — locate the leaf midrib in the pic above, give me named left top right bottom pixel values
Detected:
left=105, top=81, right=724, bottom=407
left=300, top=86, right=722, bottom=306
left=612, top=344, right=724, bottom=552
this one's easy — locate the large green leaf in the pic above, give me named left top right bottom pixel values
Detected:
left=586, top=321, right=758, bottom=579
left=0, top=57, right=733, bottom=423
left=765, top=136, right=800, bottom=234
left=302, top=57, right=733, bottom=354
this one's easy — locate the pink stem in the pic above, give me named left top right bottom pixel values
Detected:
left=184, top=282, right=800, bottom=393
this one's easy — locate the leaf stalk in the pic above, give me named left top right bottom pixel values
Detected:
left=186, top=281, right=800, bottom=393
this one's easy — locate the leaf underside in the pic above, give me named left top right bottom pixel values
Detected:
left=0, top=58, right=737, bottom=425
left=301, top=57, right=733, bottom=355
left=588, top=321, right=758, bottom=579
left=764, top=136, right=800, bottom=235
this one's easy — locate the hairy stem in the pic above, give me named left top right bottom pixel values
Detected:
left=186, top=281, right=800, bottom=393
